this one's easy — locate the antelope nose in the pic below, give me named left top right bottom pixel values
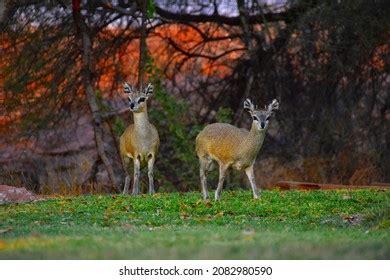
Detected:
left=260, top=123, right=265, bottom=129
left=130, top=103, right=135, bottom=109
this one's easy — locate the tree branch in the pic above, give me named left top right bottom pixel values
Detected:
left=72, top=0, right=118, bottom=192
left=155, top=5, right=296, bottom=26
left=98, top=0, right=138, bottom=16
left=167, top=37, right=245, bottom=61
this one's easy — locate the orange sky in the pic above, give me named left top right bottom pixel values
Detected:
left=0, top=24, right=244, bottom=138
left=1, top=23, right=388, bottom=138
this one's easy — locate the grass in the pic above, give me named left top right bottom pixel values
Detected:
left=0, top=190, right=389, bottom=259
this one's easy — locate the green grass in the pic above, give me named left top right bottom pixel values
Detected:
left=0, top=190, right=389, bottom=259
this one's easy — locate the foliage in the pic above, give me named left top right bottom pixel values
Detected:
left=215, top=107, right=234, bottom=123
left=112, top=116, right=126, bottom=138
left=148, top=78, right=203, bottom=191
left=1, top=0, right=389, bottom=192
left=0, top=190, right=389, bottom=259
left=95, top=90, right=126, bottom=137
left=147, top=0, right=155, bottom=19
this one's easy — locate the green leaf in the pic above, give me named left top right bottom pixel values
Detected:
left=147, top=0, right=155, bottom=19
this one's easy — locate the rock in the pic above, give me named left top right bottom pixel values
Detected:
left=0, top=185, right=40, bottom=204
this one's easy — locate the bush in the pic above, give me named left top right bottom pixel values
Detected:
left=148, top=81, right=203, bottom=191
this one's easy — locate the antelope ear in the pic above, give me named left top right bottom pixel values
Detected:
left=267, top=99, right=279, bottom=113
left=123, top=82, right=133, bottom=96
left=243, top=98, right=255, bottom=114
left=143, top=83, right=154, bottom=97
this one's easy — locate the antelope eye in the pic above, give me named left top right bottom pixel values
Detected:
left=253, top=116, right=259, bottom=121
left=138, top=97, right=146, bottom=103
left=266, top=116, right=270, bottom=121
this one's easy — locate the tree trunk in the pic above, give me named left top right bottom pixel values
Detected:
left=72, top=0, right=117, bottom=192
left=234, top=0, right=256, bottom=123
left=0, top=0, right=5, bottom=24
left=137, top=0, right=148, bottom=88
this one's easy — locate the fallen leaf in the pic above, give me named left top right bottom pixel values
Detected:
left=214, top=211, right=224, bottom=218
left=205, top=200, right=213, bottom=208
left=343, top=215, right=362, bottom=225
left=180, top=211, right=189, bottom=220
left=180, top=203, right=190, bottom=211
left=241, top=228, right=255, bottom=241
left=195, top=199, right=213, bottom=208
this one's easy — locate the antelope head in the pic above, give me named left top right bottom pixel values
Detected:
left=244, top=98, right=279, bottom=130
left=124, top=82, right=154, bottom=113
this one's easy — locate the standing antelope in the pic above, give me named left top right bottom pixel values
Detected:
left=195, top=98, right=279, bottom=200
left=120, top=82, right=160, bottom=195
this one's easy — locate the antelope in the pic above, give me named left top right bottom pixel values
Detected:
left=120, top=82, right=160, bottom=195
left=195, top=98, right=279, bottom=200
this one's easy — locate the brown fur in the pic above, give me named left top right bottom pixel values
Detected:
left=120, top=83, right=160, bottom=195
left=195, top=98, right=279, bottom=200
left=120, top=123, right=159, bottom=164
left=196, top=123, right=264, bottom=170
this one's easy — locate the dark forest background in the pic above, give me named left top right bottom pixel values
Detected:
left=0, top=0, right=389, bottom=194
